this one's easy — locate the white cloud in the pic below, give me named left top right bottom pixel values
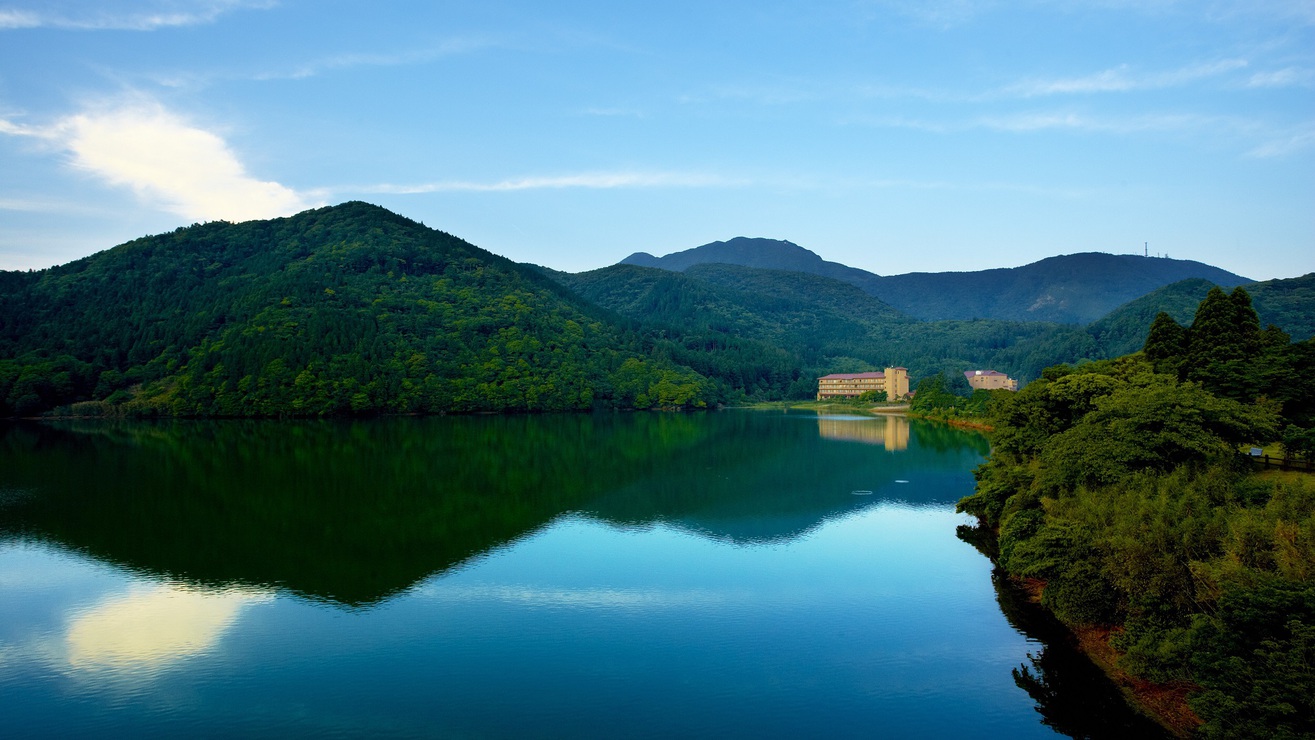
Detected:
left=0, top=0, right=272, bottom=31
left=1, top=101, right=310, bottom=222
left=1004, top=59, right=1249, bottom=97
left=357, top=171, right=744, bottom=195
left=1246, top=67, right=1314, bottom=88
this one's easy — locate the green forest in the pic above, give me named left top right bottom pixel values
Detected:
left=956, top=286, right=1315, bottom=738
left=2, top=202, right=1312, bottom=421
left=0, top=203, right=723, bottom=416
left=4, top=202, right=1315, bottom=734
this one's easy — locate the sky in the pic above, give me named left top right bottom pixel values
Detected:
left=1, top=0, right=1312, bottom=280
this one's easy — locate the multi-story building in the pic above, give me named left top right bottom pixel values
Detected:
left=816, top=367, right=909, bottom=401
left=964, top=369, right=1019, bottom=391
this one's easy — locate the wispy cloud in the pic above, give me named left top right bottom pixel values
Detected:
left=353, top=171, right=745, bottom=195
left=252, top=36, right=499, bottom=81
left=853, top=0, right=998, bottom=29
left=682, top=58, right=1257, bottom=112
left=579, top=106, right=648, bottom=118
left=1246, top=67, right=1315, bottom=88
left=976, top=111, right=1221, bottom=133
left=1003, top=59, right=1249, bottom=97
left=846, top=109, right=1258, bottom=138
left=0, top=0, right=273, bottom=31
left=0, top=197, right=119, bottom=216
left=1, top=100, right=310, bottom=222
left=1248, top=122, right=1315, bottom=157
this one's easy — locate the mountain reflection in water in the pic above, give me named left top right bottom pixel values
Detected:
left=0, top=412, right=1165, bottom=738
left=0, top=412, right=984, bottom=606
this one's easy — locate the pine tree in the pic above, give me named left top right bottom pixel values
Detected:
left=1143, top=311, right=1187, bottom=375
left=1229, top=286, right=1262, bottom=358
left=1186, top=286, right=1264, bottom=399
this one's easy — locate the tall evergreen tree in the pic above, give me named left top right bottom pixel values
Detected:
left=1143, top=311, right=1187, bottom=375
left=1186, top=286, right=1265, bottom=400
left=1229, top=286, right=1262, bottom=357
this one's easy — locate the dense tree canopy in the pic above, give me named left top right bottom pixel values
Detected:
left=3, top=205, right=1313, bottom=418
left=959, top=288, right=1314, bottom=737
left=0, top=203, right=717, bottom=416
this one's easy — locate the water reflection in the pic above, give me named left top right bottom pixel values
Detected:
left=0, top=413, right=986, bottom=606
left=66, top=583, right=270, bottom=673
left=957, top=524, right=1173, bottom=738
left=0, top=414, right=1153, bottom=738
left=816, top=414, right=909, bottom=451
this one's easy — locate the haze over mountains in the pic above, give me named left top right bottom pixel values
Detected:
left=1, top=202, right=1310, bottom=418
left=623, top=237, right=1252, bottom=325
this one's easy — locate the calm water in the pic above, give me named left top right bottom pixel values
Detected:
left=0, top=412, right=1162, bottom=738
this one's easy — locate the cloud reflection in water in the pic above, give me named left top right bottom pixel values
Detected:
left=64, top=583, right=271, bottom=674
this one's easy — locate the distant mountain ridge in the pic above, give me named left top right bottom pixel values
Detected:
left=2, top=202, right=1306, bottom=418
left=623, top=237, right=878, bottom=286
left=622, top=238, right=1252, bottom=325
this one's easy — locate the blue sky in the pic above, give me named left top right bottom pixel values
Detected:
left=1, top=0, right=1312, bottom=280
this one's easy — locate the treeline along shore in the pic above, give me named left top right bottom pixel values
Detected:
left=2, top=202, right=1314, bottom=735
left=955, top=286, right=1315, bottom=738
left=5, top=202, right=1313, bottom=420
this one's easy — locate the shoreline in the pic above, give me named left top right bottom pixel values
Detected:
left=1010, top=566, right=1200, bottom=737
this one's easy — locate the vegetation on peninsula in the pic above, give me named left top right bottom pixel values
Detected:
left=958, top=286, right=1315, bottom=738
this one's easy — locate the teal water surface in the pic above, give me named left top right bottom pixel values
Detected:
left=0, top=412, right=1162, bottom=738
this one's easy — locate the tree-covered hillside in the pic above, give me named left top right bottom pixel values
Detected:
left=0, top=203, right=717, bottom=416
left=1249, top=272, right=1315, bottom=343
left=1085, top=274, right=1315, bottom=361
left=874, top=253, right=1251, bottom=325
left=620, top=237, right=1252, bottom=325
left=554, top=261, right=1101, bottom=384
left=4, top=202, right=1308, bottom=418
left=959, top=287, right=1315, bottom=738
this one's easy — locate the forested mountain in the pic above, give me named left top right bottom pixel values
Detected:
left=1085, top=278, right=1222, bottom=359
left=623, top=238, right=1251, bottom=325
left=2, top=201, right=1308, bottom=418
left=552, top=261, right=1099, bottom=384
left=1085, top=273, right=1315, bottom=360
left=623, top=236, right=877, bottom=285
left=1248, top=272, right=1315, bottom=342
left=0, top=202, right=721, bottom=416
left=881, top=253, right=1251, bottom=324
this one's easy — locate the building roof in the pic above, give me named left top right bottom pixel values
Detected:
left=965, top=370, right=1009, bottom=378
left=819, top=372, right=885, bottom=380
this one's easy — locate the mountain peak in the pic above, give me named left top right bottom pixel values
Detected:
left=620, top=237, right=830, bottom=273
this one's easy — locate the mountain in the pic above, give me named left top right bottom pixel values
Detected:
left=623, top=236, right=879, bottom=286
left=0, top=202, right=717, bottom=417
left=554, top=261, right=1098, bottom=384
left=3, top=202, right=1300, bottom=418
left=874, top=253, right=1251, bottom=324
left=623, top=239, right=1252, bottom=325
left=1248, top=272, right=1315, bottom=341
left=1085, top=278, right=1220, bottom=358
left=1084, top=273, right=1315, bottom=360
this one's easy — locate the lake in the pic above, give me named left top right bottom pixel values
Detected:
left=0, top=411, right=1164, bottom=738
